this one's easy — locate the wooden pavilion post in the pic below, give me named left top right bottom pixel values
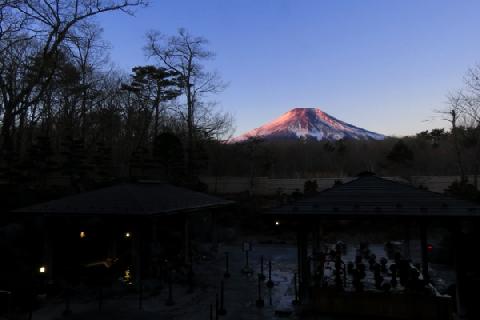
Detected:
left=296, top=225, right=310, bottom=299
left=312, top=223, right=320, bottom=254
left=150, top=216, right=161, bottom=279
left=452, top=223, right=467, bottom=318
left=403, top=220, right=411, bottom=259
left=107, top=221, right=117, bottom=259
left=133, top=223, right=142, bottom=289
left=311, top=223, right=320, bottom=274
left=151, top=216, right=158, bottom=243
left=184, top=214, right=191, bottom=265
left=42, top=216, right=54, bottom=283
left=210, top=209, right=219, bottom=250
left=419, top=219, right=429, bottom=282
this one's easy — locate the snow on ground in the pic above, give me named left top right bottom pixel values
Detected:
left=32, top=243, right=300, bottom=320
left=30, top=240, right=455, bottom=320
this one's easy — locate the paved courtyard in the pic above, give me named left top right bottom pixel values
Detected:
left=29, top=238, right=454, bottom=320
left=32, top=243, right=301, bottom=320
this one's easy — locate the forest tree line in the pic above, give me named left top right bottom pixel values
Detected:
left=206, top=64, right=480, bottom=193
left=2, top=1, right=480, bottom=206
left=0, top=0, right=233, bottom=199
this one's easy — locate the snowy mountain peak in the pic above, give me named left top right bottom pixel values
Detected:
left=231, top=108, right=384, bottom=142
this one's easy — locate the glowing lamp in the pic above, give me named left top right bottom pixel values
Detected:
left=275, top=221, right=280, bottom=226
left=123, top=268, right=132, bottom=284
left=80, top=231, right=86, bottom=239
left=39, top=266, right=46, bottom=273
left=427, top=244, right=433, bottom=252
left=124, top=232, right=131, bottom=238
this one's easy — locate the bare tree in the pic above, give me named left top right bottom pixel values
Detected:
left=0, top=0, right=148, bottom=152
left=145, top=28, right=228, bottom=177
left=194, top=101, right=234, bottom=141
left=442, top=65, right=480, bottom=184
left=0, top=1, right=31, bottom=55
left=445, top=94, right=467, bottom=182
left=68, top=21, right=110, bottom=139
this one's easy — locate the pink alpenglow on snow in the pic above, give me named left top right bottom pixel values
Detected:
left=231, top=108, right=385, bottom=142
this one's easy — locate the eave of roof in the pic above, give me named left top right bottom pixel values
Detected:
left=13, top=183, right=234, bottom=216
left=267, top=176, right=480, bottom=218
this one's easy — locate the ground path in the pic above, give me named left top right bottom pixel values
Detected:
left=32, top=243, right=304, bottom=320
left=31, top=240, right=452, bottom=320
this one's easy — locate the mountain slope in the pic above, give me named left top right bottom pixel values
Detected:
left=231, top=108, right=384, bottom=142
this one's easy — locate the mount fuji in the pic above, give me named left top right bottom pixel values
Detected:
left=231, top=108, right=384, bottom=142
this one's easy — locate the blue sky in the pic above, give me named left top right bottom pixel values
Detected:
left=97, top=0, right=480, bottom=136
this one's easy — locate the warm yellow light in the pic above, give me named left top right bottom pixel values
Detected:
left=123, top=268, right=132, bottom=284
left=80, top=231, right=86, bottom=239
left=39, top=266, right=46, bottom=273
left=275, top=221, right=280, bottom=226
left=124, top=232, right=131, bottom=238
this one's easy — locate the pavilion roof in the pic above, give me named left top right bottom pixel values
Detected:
left=267, top=175, right=480, bottom=218
left=14, top=182, right=233, bottom=216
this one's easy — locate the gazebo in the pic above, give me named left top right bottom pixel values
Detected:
left=266, top=173, right=480, bottom=319
left=13, top=181, right=233, bottom=286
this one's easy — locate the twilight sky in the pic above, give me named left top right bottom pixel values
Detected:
left=97, top=0, right=480, bottom=137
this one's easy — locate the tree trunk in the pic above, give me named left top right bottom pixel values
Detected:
left=186, top=85, right=194, bottom=178
left=0, top=104, right=15, bottom=155
left=153, top=93, right=160, bottom=139
left=451, top=111, right=466, bottom=182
